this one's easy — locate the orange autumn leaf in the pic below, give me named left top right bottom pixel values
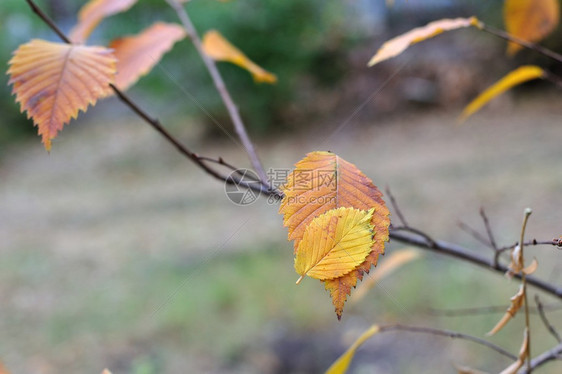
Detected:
left=69, top=0, right=138, bottom=44
left=487, top=285, right=525, bottom=336
left=202, top=30, right=277, bottom=84
left=7, top=40, right=116, bottom=150
left=109, top=22, right=187, bottom=91
left=295, top=208, right=375, bottom=284
left=459, top=66, right=544, bottom=123
left=368, top=17, right=479, bottom=66
left=504, top=0, right=560, bottom=55
left=279, top=151, right=390, bottom=319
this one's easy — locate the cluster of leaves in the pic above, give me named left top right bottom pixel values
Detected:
left=278, top=151, right=390, bottom=319
left=6, top=0, right=275, bottom=150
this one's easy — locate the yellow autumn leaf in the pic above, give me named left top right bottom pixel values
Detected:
left=295, top=207, right=375, bottom=284
left=202, top=30, right=277, bottom=84
left=325, top=325, right=380, bottom=374
left=352, top=248, right=420, bottom=303
left=459, top=65, right=544, bottom=123
left=109, top=22, right=187, bottom=91
left=504, top=0, right=560, bottom=55
left=368, top=17, right=479, bottom=66
left=487, top=285, right=525, bottom=336
left=7, top=40, right=116, bottom=150
left=69, top=0, right=138, bottom=44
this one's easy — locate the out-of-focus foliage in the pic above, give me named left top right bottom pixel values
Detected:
left=1, top=0, right=354, bottom=143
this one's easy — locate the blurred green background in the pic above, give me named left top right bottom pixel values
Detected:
left=2, top=1, right=562, bottom=373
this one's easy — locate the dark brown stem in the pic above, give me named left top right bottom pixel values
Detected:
left=25, top=0, right=70, bottom=43
left=376, top=324, right=516, bottom=360
left=477, top=22, right=562, bottom=64
left=165, top=0, right=269, bottom=187
left=535, top=295, right=561, bottom=343
left=480, top=207, right=498, bottom=250
left=386, top=186, right=409, bottom=227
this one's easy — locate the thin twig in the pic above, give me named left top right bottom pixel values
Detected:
left=458, top=220, right=493, bottom=248
left=518, top=208, right=532, bottom=372
left=522, top=342, right=562, bottom=373
left=376, top=324, right=517, bottom=361
left=388, top=229, right=562, bottom=300
left=535, top=295, right=561, bottom=343
left=391, top=226, right=436, bottom=247
left=480, top=207, right=498, bottom=250
left=24, top=0, right=276, bottom=199
left=165, top=0, right=269, bottom=187
left=425, top=303, right=562, bottom=317
left=25, top=0, right=70, bottom=43
left=385, top=186, right=408, bottom=227
left=476, top=22, right=562, bottom=64
left=497, top=239, right=558, bottom=253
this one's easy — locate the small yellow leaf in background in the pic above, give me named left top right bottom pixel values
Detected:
left=504, top=0, right=560, bottom=55
left=487, top=285, right=525, bottom=336
left=109, top=22, right=187, bottom=91
left=69, top=0, right=138, bottom=44
left=352, top=248, right=420, bottom=303
left=522, top=258, right=538, bottom=275
left=101, top=370, right=112, bottom=374
left=459, top=65, right=544, bottom=123
left=325, top=325, right=380, bottom=374
left=7, top=40, right=116, bottom=150
left=202, top=30, right=277, bottom=84
left=295, top=207, right=375, bottom=284
left=499, top=328, right=529, bottom=374
left=368, top=17, right=478, bottom=66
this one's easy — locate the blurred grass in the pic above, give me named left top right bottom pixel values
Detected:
left=2, top=91, right=562, bottom=373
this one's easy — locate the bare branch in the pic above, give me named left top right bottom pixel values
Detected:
left=476, top=21, right=562, bottom=64
left=388, top=230, right=562, bottom=300
left=386, top=186, right=408, bottom=227
left=535, top=295, right=561, bottom=343
left=522, top=342, right=562, bottom=373
left=425, top=303, right=562, bottom=317
left=165, top=0, right=269, bottom=187
left=458, top=220, right=493, bottom=248
left=376, top=324, right=517, bottom=361
left=480, top=207, right=498, bottom=250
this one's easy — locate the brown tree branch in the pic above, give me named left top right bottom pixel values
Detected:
left=425, top=303, right=562, bottom=317
left=476, top=21, right=562, bottom=64
left=523, top=342, right=562, bottom=373
left=376, top=324, right=517, bottom=361
left=388, top=230, right=562, bottom=299
left=24, top=0, right=277, bottom=199
left=165, top=0, right=269, bottom=187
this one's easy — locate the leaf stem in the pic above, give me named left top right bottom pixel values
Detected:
left=296, top=275, right=304, bottom=285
